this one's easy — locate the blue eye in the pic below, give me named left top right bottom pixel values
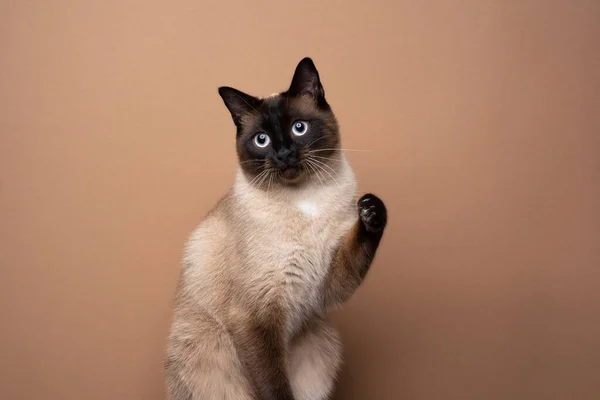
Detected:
left=254, top=133, right=271, bottom=147
left=292, top=121, right=308, bottom=136
left=254, top=133, right=271, bottom=148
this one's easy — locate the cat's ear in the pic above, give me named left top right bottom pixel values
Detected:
left=218, top=86, right=260, bottom=127
left=288, top=57, right=325, bottom=100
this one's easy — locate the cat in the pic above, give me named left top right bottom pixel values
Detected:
left=164, top=57, right=387, bottom=400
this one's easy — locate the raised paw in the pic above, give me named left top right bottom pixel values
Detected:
left=358, top=193, right=387, bottom=233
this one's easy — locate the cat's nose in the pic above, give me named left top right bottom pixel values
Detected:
left=277, top=148, right=292, bottom=159
left=274, top=148, right=298, bottom=168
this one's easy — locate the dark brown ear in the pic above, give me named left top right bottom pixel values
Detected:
left=218, top=86, right=260, bottom=128
left=288, top=57, right=326, bottom=101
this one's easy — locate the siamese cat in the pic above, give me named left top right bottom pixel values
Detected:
left=165, top=58, right=387, bottom=400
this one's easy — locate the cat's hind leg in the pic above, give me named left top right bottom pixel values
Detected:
left=165, top=310, right=255, bottom=400
left=288, top=318, right=343, bottom=400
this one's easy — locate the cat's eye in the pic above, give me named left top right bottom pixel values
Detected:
left=292, top=121, right=308, bottom=136
left=253, top=133, right=271, bottom=148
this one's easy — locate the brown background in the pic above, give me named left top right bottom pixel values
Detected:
left=1, top=1, right=599, bottom=399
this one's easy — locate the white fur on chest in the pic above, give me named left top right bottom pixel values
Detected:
left=296, top=200, right=320, bottom=217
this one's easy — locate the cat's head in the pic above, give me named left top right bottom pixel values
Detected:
left=218, top=58, right=340, bottom=188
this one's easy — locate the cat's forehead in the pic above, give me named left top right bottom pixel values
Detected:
left=254, top=95, right=286, bottom=124
left=258, top=94, right=319, bottom=116
left=238, top=93, right=325, bottom=133
left=261, top=94, right=285, bottom=109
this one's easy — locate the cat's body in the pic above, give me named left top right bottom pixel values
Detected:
left=165, top=58, right=387, bottom=400
left=167, top=162, right=355, bottom=399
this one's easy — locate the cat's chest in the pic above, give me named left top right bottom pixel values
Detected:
left=295, top=200, right=321, bottom=218
left=258, top=199, right=354, bottom=285
left=246, top=195, right=352, bottom=273
left=275, top=205, right=354, bottom=334
left=257, top=197, right=352, bottom=246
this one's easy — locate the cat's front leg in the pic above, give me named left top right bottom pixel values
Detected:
left=324, top=193, right=387, bottom=307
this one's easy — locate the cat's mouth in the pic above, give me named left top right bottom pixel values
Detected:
left=279, top=166, right=303, bottom=182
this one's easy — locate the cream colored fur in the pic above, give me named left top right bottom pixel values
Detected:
left=166, top=155, right=357, bottom=400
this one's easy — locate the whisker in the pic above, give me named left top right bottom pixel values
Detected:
left=246, top=171, right=261, bottom=188
left=239, top=159, right=262, bottom=165
left=306, top=154, right=342, bottom=163
left=304, top=161, right=324, bottom=187
left=304, top=136, right=328, bottom=148
left=267, top=172, right=274, bottom=198
left=309, top=148, right=373, bottom=153
left=309, top=162, right=327, bottom=188
left=256, top=168, right=273, bottom=189
left=247, top=169, right=268, bottom=190
left=307, top=158, right=341, bottom=187
left=309, top=158, right=340, bottom=178
left=306, top=159, right=333, bottom=187
left=306, top=159, right=340, bottom=189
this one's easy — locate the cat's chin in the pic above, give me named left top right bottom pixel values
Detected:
left=279, top=167, right=304, bottom=184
